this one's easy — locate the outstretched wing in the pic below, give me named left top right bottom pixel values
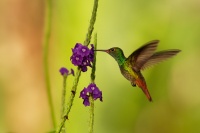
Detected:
left=141, top=49, right=181, bottom=70
left=127, top=40, right=159, bottom=71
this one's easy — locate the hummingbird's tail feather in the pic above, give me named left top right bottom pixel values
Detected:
left=135, top=79, right=152, bottom=102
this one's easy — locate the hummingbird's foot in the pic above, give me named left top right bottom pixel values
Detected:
left=131, top=82, right=136, bottom=87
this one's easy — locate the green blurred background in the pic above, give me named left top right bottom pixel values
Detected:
left=0, top=0, right=200, bottom=133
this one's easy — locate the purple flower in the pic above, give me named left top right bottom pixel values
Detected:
left=71, top=54, right=83, bottom=66
left=70, top=43, right=95, bottom=72
left=87, top=83, right=97, bottom=92
left=83, top=97, right=90, bottom=106
left=72, top=43, right=82, bottom=54
left=80, top=83, right=102, bottom=106
left=59, top=67, right=69, bottom=76
left=80, top=65, right=87, bottom=72
left=93, top=88, right=102, bottom=101
left=88, top=44, right=95, bottom=62
left=59, top=67, right=74, bottom=76
left=80, top=87, right=89, bottom=99
left=82, top=57, right=92, bottom=67
left=77, top=45, right=90, bottom=57
left=88, top=83, right=102, bottom=101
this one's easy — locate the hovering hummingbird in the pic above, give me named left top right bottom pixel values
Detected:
left=95, top=40, right=181, bottom=101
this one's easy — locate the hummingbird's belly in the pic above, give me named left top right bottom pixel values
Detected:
left=120, top=66, right=138, bottom=82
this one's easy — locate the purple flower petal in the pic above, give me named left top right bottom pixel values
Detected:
left=83, top=96, right=90, bottom=106
left=71, top=43, right=95, bottom=72
left=75, top=43, right=82, bottom=49
left=88, top=44, right=95, bottom=62
left=80, top=65, right=87, bottom=72
left=71, top=54, right=83, bottom=66
left=77, top=45, right=90, bottom=57
left=80, top=87, right=88, bottom=99
left=87, top=83, right=97, bottom=91
left=88, top=54, right=94, bottom=62
left=59, top=67, right=69, bottom=76
left=80, top=83, right=103, bottom=106
left=72, top=43, right=82, bottom=54
left=87, top=83, right=103, bottom=101
left=93, top=90, right=102, bottom=101
left=90, top=44, right=94, bottom=53
left=82, top=57, right=92, bottom=66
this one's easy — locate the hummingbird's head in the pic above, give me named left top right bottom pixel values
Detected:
left=106, top=47, right=123, bottom=58
left=95, top=47, right=126, bottom=65
left=95, top=47, right=123, bottom=57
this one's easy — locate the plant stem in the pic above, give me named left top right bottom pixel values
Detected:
left=89, top=33, right=97, bottom=133
left=61, top=75, right=67, bottom=133
left=56, top=0, right=99, bottom=132
left=56, top=69, right=81, bottom=133
left=43, top=0, right=56, bottom=128
left=89, top=96, right=94, bottom=133
left=61, top=76, right=67, bottom=117
left=91, top=33, right=97, bottom=82
left=84, top=0, right=99, bottom=46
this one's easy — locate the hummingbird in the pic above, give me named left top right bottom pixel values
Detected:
left=95, top=40, right=181, bottom=101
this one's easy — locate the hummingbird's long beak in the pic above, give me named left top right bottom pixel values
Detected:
left=94, top=49, right=109, bottom=53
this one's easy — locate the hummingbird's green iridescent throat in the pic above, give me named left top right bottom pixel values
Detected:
left=95, top=40, right=181, bottom=101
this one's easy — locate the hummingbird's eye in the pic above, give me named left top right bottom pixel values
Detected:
left=110, top=48, right=115, bottom=52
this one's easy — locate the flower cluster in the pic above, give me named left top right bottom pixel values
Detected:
left=70, top=43, right=94, bottom=72
left=59, top=67, right=74, bottom=76
left=80, top=83, right=102, bottom=106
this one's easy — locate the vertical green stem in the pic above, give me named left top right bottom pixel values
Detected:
left=84, top=0, right=99, bottom=46
left=56, top=69, right=81, bottom=133
left=43, top=0, right=56, bottom=128
left=89, top=33, right=97, bottom=133
left=61, top=76, right=67, bottom=117
left=91, top=33, right=97, bottom=82
left=61, top=75, right=67, bottom=133
left=56, top=0, right=99, bottom=132
left=65, top=68, right=81, bottom=115
left=89, top=96, right=94, bottom=133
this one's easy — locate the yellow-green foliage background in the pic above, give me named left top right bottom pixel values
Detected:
left=0, top=0, right=200, bottom=133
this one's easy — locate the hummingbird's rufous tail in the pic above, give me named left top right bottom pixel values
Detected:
left=135, top=79, right=152, bottom=102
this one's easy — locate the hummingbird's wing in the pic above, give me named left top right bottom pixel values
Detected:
left=127, top=40, right=159, bottom=71
left=140, top=49, right=181, bottom=70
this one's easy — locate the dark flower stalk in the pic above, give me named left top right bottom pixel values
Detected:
left=56, top=0, right=99, bottom=132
